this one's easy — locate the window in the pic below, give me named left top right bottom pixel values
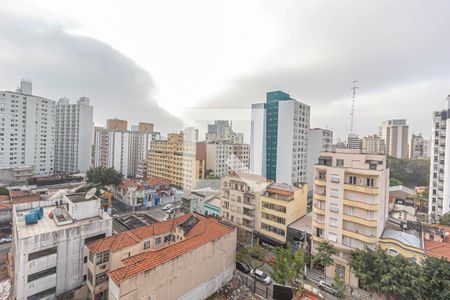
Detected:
left=28, top=267, right=56, bottom=282
left=155, top=237, right=161, bottom=244
left=164, top=234, right=174, bottom=243
left=330, top=188, right=339, bottom=198
left=347, top=206, right=356, bottom=216
left=336, top=159, right=344, bottom=167
left=330, top=174, right=339, bottom=183
left=262, top=212, right=286, bottom=224
left=261, top=222, right=285, bottom=236
left=95, top=272, right=109, bottom=284
left=144, top=241, right=151, bottom=249
left=329, top=218, right=338, bottom=228
left=83, top=275, right=87, bottom=282
left=96, top=251, right=109, bottom=265
left=262, top=201, right=286, bottom=213
left=28, top=247, right=57, bottom=261
left=84, top=256, right=88, bottom=263
left=387, top=248, right=399, bottom=256
left=369, top=163, right=377, bottom=170
left=367, top=178, right=374, bottom=187
left=330, top=203, right=339, bottom=213
left=27, top=287, right=56, bottom=300
left=328, top=232, right=337, bottom=243
left=335, top=264, right=345, bottom=278
left=348, top=176, right=357, bottom=185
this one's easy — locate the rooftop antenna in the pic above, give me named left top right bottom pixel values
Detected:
left=349, top=80, right=359, bottom=134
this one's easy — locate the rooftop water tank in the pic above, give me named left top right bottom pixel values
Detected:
left=25, top=212, right=38, bottom=225
left=30, top=207, right=44, bottom=220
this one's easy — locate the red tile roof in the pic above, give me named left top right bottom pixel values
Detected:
left=145, top=177, right=171, bottom=187
left=120, top=179, right=143, bottom=190
left=10, top=191, right=41, bottom=204
left=108, top=215, right=234, bottom=285
left=425, top=240, right=450, bottom=260
left=87, top=214, right=192, bottom=253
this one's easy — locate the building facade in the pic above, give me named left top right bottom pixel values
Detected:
left=205, top=143, right=250, bottom=177
left=429, top=96, right=450, bottom=221
left=147, top=133, right=198, bottom=190
left=410, top=133, right=431, bottom=159
left=379, top=119, right=409, bottom=159
left=54, top=97, right=94, bottom=174
left=12, top=193, right=112, bottom=300
left=205, top=120, right=244, bottom=144
left=251, top=91, right=310, bottom=185
left=360, top=134, right=385, bottom=155
left=0, top=80, right=55, bottom=176
left=250, top=103, right=266, bottom=176
left=346, top=134, right=360, bottom=150
left=256, top=182, right=308, bottom=245
left=94, top=121, right=159, bottom=177
left=307, top=128, right=333, bottom=192
left=311, top=149, right=389, bottom=287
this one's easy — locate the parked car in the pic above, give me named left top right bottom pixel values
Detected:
left=166, top=207, right=175, bottom=215
left=162, top=203, right=173, bottom=211
left=0, top=236, right=12, bottom=244
left=318, top=280, right=335, bottom=295
left=236, top=261, right=252, bottom=274
left=251, top=269, right=272, bottom=285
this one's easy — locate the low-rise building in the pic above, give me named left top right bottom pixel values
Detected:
left=0, top=166, right=34, bottom=186
left=379, top=229, right=425, bottom=263
left=85, top=213, right=236, bottom=300
left=256, top=182, right=308, bottom=246
left=12, top=192, right=112, bottom=300
left=112, top=179, right=144, bottom=208
left=181, top=187, right=219, bottom=215
left=204, top=196, right=221, bottom=217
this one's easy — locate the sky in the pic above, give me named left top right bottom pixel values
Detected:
left=1, top=0, right=450, bottom=142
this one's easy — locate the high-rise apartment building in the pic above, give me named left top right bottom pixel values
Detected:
left=206, top=143, right=250, bottom=177
left=360, top=134, right=385, bottom=155
left=251, top=91, right=310, bottom=185
left=306, top=128, right=333, bottom=192
left=311, top=149, right=388, bottom=287
left=250, top=103, right=266, bottom=176
left=106, top=118, right=127, bottom=131
left=379, top=119, right=409, bottom=158
left=410, top=133, right=431, bottom=159
left=183, top=127, right=199, bottom=143
left=54, top=97, right=94, bottom=174
left=205, top=120, right=244, bottom=144
left=147, top=133, right=201, bottom=190
left=0, top=80, right=55, bottom=176
left=429, top=96, right=450, bottom=221
left=94, top=121, right=159, bottom=177
left=346, top=133, right=360, bottom=149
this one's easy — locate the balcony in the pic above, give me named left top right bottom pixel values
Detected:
left=344, top=184, right=378, bottom=195
left=314, top=179, right=326, bottom=187
left=312, top=219, right=325, bottom=229
left=27, top=253, right=57, bottom=274
left=343, top=199, right=378, bottom=210
left=343, top=214, right=378, bottom=227
left=26, top=273, right=57, bottom=298
left=342, top=229, right=377, bottom=244
left=314, top=193, right=326, bottom=201
left=313, top=205, right=325, bottom=215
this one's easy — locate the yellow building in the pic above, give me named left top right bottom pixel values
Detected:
left=379, top=229, right=425, bottom=264
left=256, top=182, right=308, bottom=245
left=147, top=133, right=203, bottom=190
left=311, top=149, right=389, bottom=288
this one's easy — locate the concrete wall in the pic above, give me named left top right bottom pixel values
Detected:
left=250, top=103, right=266, bottom=176
left=110, top=230, right=236, bottom=300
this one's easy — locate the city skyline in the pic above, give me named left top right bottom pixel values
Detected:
left=1, top=1, right=450, bottom=140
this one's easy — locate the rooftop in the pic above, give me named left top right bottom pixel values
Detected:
left=381, top=229, right=422, bottom=249
left=424, top=240, right=450, bottom=260
left=229, top=172, right=271, bottom=184
left=108, top=214, right=234, bottom=285
left=205, top=197, right=221, bottom=208
left=145, top=177, right=171, bottom=187
left=288, top=212, right=313, bottom=234
left=87, top=214, right=193, bottom=253
left=14, top=205, right=105, bottom=239
left=65, top=192, right=97, bottom=203
left=266, top=183, right=300, bottom=196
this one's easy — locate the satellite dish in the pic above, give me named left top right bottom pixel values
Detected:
left=85, top=188, right=97, bottom=200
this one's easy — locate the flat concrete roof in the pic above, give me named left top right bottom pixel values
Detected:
left=288, top=212, right=313, bottom=235
left=15, top=206, right=103, bottom=239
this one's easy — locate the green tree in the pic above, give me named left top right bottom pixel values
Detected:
left=421, top=257, right=450, bottom=300
left=314, top=240, right=337, bottom=291
left=272, top=243, right=305, bottom=297
left=332, top=274, right=346, bottom=299
left=439, top=212, right=450, bottom=226
left=86, top=166, right=123, bottom=187
left=388, top=156, right=430, bottom=187
left=237, top=245, right=268, bottom=293
left=389, top=177, right=403, bottom=186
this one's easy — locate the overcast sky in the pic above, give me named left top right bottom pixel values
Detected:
left=1, top=0, right=450, bottom=141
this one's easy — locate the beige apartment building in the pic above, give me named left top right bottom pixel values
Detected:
left=147, top=133, right=203, bottom=190
left=256, top=183, right=308, bottom=245
left=106, top=118, right=128, bottom=131
left=360, top=134, right=385, bottom=154
left=205, top=143, right=250, bottom=177
left=220, top=173, right=271, bottom=242
left=86, top=213, right=236, bottom=300
left=311, top=149, right=389, bottom=287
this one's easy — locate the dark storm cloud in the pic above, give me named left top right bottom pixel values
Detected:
left=0, top=10, right=181, bottom=133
